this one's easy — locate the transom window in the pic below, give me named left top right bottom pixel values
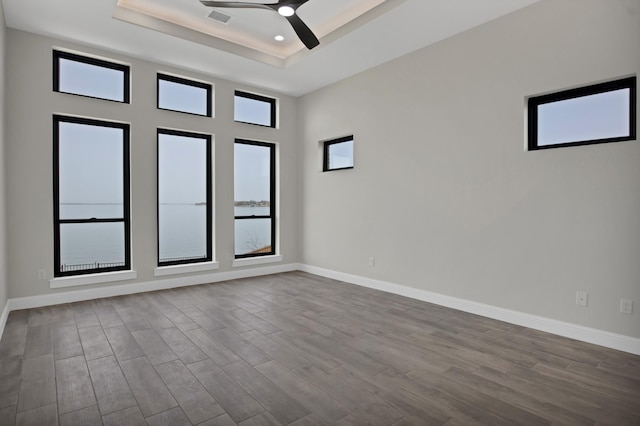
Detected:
left=234, top=140, right=276, bottom=258
left=528, top=77, right=636, bottom=150
left=53, top=116, right=131, bottom=277
left=53, top=50, right=130, bottom=103
left=157, top=74, right=212, bottom=116
left=157, top=129, right=212, bottom=266
left=234, top=91, right=277, bottom=128
left=323, top=136, right=354, bottom=171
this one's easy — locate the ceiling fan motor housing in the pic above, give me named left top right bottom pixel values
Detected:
left=200, top=0, right=320, bottom=49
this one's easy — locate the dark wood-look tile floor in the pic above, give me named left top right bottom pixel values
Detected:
left=1, top=271, right=639, bottom=425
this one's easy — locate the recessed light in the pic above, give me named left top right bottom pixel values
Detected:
left=274, top=35, right=284, bottom=42
left=277, top=6, right=295, bottom=17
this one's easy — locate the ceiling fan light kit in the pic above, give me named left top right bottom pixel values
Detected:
left=200, top=0, right=320, bottom=50
left=277, top=6, right=295, bottom=17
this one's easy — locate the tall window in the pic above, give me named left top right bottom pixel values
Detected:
left=53, top=116, right=131, bottom=277
left=234, top=140, right=276, bottom=258
left=157, top=74, right=212, bottom=116
left=234, top=91, right=277, bottom=128
left=157, top=130, right=212, bottom=266
left=53, top=51, right=130, bottom=103
left=528, top=77, right=636, bottom=150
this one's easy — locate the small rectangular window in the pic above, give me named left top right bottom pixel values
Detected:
left=158, top=129, right=212, bottom=266
left=234, top=140, right=276, bottom=258
left=234, top=91, right=276, bottom=128
left=53, top=51, right=130, bottom=103
left=53, top=116, right=131, bottom=277
left=323, top=136, right=354, bottom=171
left=157, top=74, right=212, bottom=116
left=528, top=77, right=636, bottom=150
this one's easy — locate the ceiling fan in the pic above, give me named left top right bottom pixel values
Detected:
left=200, top=0, right=320, bottom=50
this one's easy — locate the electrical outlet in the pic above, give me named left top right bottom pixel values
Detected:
left=368, top=257, right=375, bottom=267
left=576, top=291, right=588, bottom=307
left=38, top=269, right=47, bottom=280
left=620, top=299, right=633, bottom=315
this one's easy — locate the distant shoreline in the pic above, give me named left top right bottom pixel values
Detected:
left=62, top=201, right=270, bottom=206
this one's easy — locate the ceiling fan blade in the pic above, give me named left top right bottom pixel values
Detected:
left=200, top=1, right=272, bottom=11
left=278, top=0, right=310, bottom=6
left=285, top=13, right=319, bottom=50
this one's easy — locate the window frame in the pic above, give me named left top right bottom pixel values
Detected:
left=234, top=139, right=276, bottom=259
left=53, top=50, right=130, bottom=103
left=234, top=90, right=277, bottom=128
left=53, top=115, right=131, bottom=277
left=157, top=73, right=213, bottom=117
left=323, top=135, right=355, bottom=172
left=157, top=128, right=213, bottom=267
left=528, top=76, right=636, bottom=151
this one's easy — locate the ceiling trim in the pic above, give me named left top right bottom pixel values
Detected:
left=113, top=3, right=284, bottom=67
left=113, top=0, right=408, bottom=69
left=283, top=0, right=408, bottom=68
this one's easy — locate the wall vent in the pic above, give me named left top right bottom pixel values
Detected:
left=207, top=10, right=231, bottom=24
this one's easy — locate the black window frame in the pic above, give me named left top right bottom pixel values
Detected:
left=528, top=76, right=636, bottom=151
left=234, top=139, right=276, bottom=259
left=157, top=73, right=213, bottom=117
left=323, top=135, right=355, bottom=172
left=53, top=50, right=130, bottom=103
left=157, top=128, right=213, bottom=267
left=234, top=90, right=277, bottom=128
left=53, top=115, right=131, bottom=277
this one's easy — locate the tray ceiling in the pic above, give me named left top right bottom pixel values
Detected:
left=2, top=0, right=541, bottom=96
left=114, top=0, right=391, bottom=66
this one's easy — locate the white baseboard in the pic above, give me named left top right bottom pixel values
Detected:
left=6, top=263, right=300, bottom=312
left=2, top=262, right=639, bottom=356
left=299, top=264, right=640, bottom=356
left=0, top=301, right=9, bottom=343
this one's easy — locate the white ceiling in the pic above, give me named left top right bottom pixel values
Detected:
left=2, top=0, right=540, bottom=96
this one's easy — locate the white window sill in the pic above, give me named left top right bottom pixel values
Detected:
left=232, top=255, right=283, bottom=268
left=50, top=270, right=138, bottom=289
left=154, top=261, right=220, bottom=277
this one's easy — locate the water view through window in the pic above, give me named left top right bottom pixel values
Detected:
left=54, top=74, right=279, bottom=272
left=54, top=116, right=130, bottom=275
left=158, top=130, right=211, bottom=265
left=58, top=136, right=275, bottom=268
left=59, top=221, right=125, bottom=269
left=234, top=140, right=275, bottom=257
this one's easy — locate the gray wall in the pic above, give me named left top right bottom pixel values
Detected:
left=300, top=0, right=640, bottom=338
left=0, top=3, right=7, bottom=312
left=5, top=29, right=300, bottom=299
